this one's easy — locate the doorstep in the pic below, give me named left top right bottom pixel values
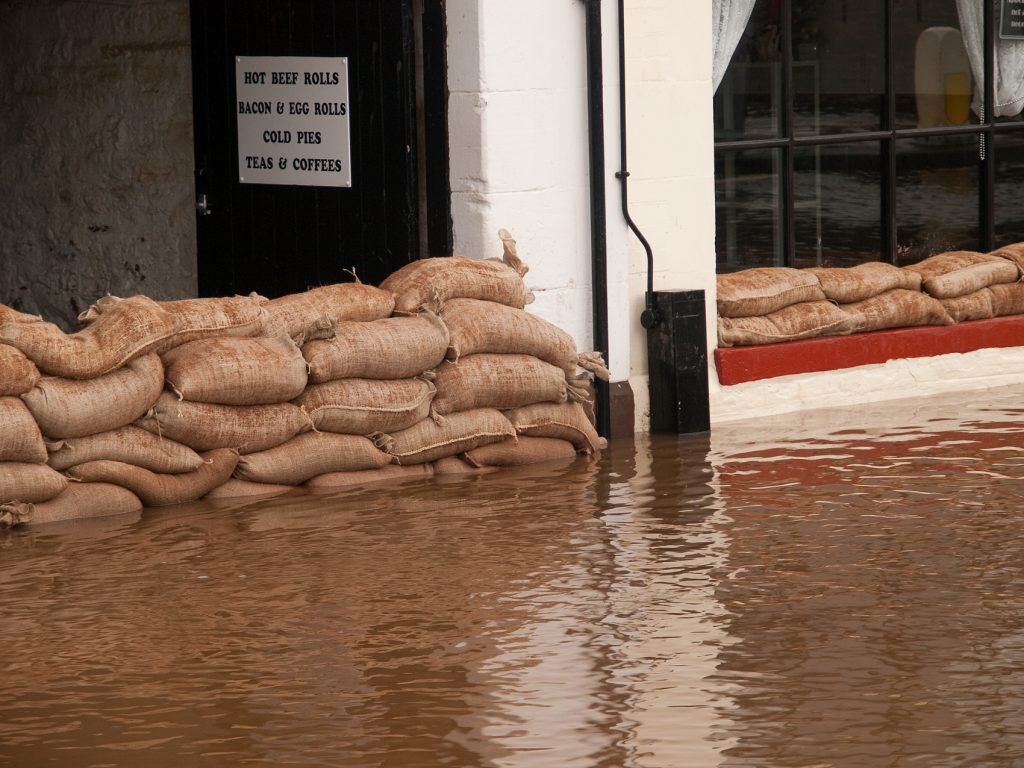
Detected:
left=714, top=314, right=1024, bottom=385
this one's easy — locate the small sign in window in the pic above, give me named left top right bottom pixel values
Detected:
left=1001, top=0, right=1024, bottom=40
left=235, top=56, right=352, bottom=187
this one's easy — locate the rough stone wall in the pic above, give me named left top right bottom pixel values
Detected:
left=0, top=0, right=197, bottom=330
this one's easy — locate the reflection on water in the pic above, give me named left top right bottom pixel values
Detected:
left=2, top=387, right=1024, bottom=767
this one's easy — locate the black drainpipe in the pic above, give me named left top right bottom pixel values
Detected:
left=615, top=0, right=658, bottom=330
left=583, top=0, right=611, bottom=439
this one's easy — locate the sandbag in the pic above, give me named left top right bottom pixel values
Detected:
left=46, top=426, right=204, bottom=473
left=0, top=345, right=41, bottom=396
left=1, top=293, right=266, bottom=379
left=305, top=463, right=434, bottom=490
left=66, top=448, right=239, bottom=507
left=989, top=282, right=1024, bottom=317
left=0, top=304, right=41, bottom=324
left=717, top=301, right=864, bottom=347
left=940, top=289, right=995, bottom=323
left=204, top=478, right=298, bottom=501
left=162, top=336, right=308, bottom=405
left=0, top=483, right=143, bottom=528
left=380, top=229, right=534, bottom=314
left=0, top=304, right=167, bottom=379
left=903, top=251, right=1019, bottom=299
left=0, top=398, right=47, bottom=463
left=503, top=402, right=607, bottom=453
left=235, top=432, right=391, bottom=485
left=137, top=392, right=312, bottom=453
left=294, top=378, right=435, bottom=435
left=716, top=268, right=826, bottom=318
left=432, top=456, right=498, bottom=475
left=431, top=354, right=578, bottom=415
left=989, top=242, right=1024, bottom=274
left=377, top=408, right=516, bottom=465
left=21, top=353, right=164, bottom=439
left=0, top=462, right=68, bottom=503
left=439, top=298, right=609, bottom=380
left=261, top=282, right=396, bottom=342
left=463, top=436, right=578, bottom=468
left=303, top=311, right=449, bottom=382
left=842, top=288, right=953, bottom=332
left=807, top=262, right=922, bottom=304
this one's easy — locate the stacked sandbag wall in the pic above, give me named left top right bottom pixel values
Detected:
left=717, top=244, right=1024, bottom=347
left=0, top=230, right=607, bottom=527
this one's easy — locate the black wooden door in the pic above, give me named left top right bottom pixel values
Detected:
left=190, top=0, right=420, bottom=298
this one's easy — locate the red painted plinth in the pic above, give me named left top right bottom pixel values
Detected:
left=715, top=315, right=1024, bottom=385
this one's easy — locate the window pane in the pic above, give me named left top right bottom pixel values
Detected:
left=715, top=149, right=782, bottom=271
left=895, top=136, right=980, bottom=265
left=792, top=1, right=885, bottom=136
left=894, top=1, right=976, bottom=130
left=713, top=0, right=781, bottom=142
left=994, top=130, right=1024, bottom=248
left=794, top=142, right=882, bottom=269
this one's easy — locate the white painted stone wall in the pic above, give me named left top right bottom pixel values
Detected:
left=0, top=0, right=196, bottom=330
left=446, top=0, right=631, bottom=384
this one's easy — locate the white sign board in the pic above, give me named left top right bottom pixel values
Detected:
left=235, top=55, right=351, bottom=187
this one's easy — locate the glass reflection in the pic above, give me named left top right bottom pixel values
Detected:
left=715, top=148, right=782, bottom=272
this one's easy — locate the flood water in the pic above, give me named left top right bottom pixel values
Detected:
left=2, top=386, right=1024, bottom=767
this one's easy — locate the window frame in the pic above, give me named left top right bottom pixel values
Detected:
left=714, top=0, right=1023, bottom=268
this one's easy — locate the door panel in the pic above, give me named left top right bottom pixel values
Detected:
left=190, top=0, right=419, bottom=298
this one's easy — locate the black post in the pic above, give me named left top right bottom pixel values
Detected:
left=584, top=0, right=611, bottom=438
left=646, top=290, right=710, bottom=434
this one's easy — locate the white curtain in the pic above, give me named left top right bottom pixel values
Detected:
left=955, top=0, right=1024, bottom=117
left=713, top=0, right=758, bottom=93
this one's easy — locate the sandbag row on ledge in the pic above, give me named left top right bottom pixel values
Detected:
left=716, top=243, right=1024, bottom=347
left=0, top=230, right=609, bottom=528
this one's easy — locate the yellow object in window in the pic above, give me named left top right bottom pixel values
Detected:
left=945, top=72, right=971, bottom=125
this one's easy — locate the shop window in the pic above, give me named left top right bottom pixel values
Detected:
left=713, top=0, right=1024, bottom=273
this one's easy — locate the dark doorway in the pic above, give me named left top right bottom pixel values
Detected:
left=189, top=0, right=450, bottom=299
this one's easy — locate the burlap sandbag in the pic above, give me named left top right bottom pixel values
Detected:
left=432, top=456, right=498, bottom=475
left=261, top=282, right=396, bottom=342
left=21, top=353, right=164, bottom=439
left=381, top=229, right=534, bottom=314
left=941, top=289, right=995, bottom=323
left=303, top=310, right=449, bottom=382
left=66, top=448, right=239, bottom=507
left=0, top=304, right=41, bottom=324
left=0, top=462, right=68, bottom=503
left=0, top=482, right=143, bottom=528
left=305, top=463, right=434, bottom=490
left=0, top=398, right=47, bottom=463
left=842, top=288, right=953, bottom=332
left=903, top=251, right=1019, bottom=299
left=989, top=242, right=1024, bottom=274
left=432, top=354, right=581, bottom=416
left=1, top=294, right=266, bottom=379
left=716, top=268, right=826, bottom=318
left=0, top=345, right=40, bottom=396
left=463, top=436, right=578, bottom=468
left=294, top=378, right=436, bottom=434
left=718, top=301, right=864, bottom=347
left=503, top=402, right=607, bottom=453
left=46, top=426, right=204, bottom=473
left=376, top=408, right=516, bottom=465
left=439, top=298, right=610, bottom=380
left=235, top=432, right=391, bottom=485
left=807, top=262, right=922, bottom=304
left=204, top=478, right=298, bottom=501
left=137, top=391, right=312, bottom=453
left=162, top=336, right=308, bottom=405
left=989, top=282, right=1024, bottom=317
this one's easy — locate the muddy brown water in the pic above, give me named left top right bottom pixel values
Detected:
left=2, top=387, right=1024, bottom=767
